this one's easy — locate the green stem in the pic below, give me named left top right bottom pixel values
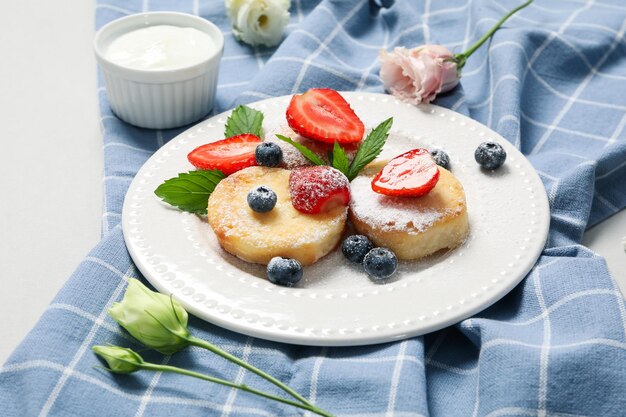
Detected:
left=186, top=336, right=317, bottom=410
left=140, top=363, right=334, bottom=417
left=455, top=0, right=533, bottom=69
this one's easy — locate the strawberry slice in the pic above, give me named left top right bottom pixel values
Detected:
left=286, top=88, right=365, bottom=144
left=187, top=134, right=262, bottom=176
left=289, top=166, right=351, bottom=214
left=371, top=149, right=440, bottom=197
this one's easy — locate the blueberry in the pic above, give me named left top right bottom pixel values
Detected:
left=475, top=142, right=506, bottom=170
left=342, top=235, right=374, bottom=264
left=247, top=186, right=277, bottom=212
left=363, top=247, right=398, bottom=281
left=255, top=142, right=283, bottom=167
left=267, top=257, right=303, bottom=286
left=369, top=0, right=394, bottom=15
left=430, top=149, right=450, bottom=170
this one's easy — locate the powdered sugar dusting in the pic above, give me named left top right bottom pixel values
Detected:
left=350, top=174, right=453, bottom=234
left=218, top=205, right=346, bottom=249
left=265, top=126, right=311, bottom=169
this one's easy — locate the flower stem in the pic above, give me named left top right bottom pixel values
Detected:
left=140, top=363, right=334, bottom=417
left=455, top=0, right=533, bottom=69
left=186, top=335, right=315, bottom=409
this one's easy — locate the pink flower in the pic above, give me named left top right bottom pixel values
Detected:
left=379, top=45, right=460, bottom=105
left=378, top=1, right=534, bottom=104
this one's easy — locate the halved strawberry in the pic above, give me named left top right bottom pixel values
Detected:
left=289, top=166, right=351, bottom=214
left=286, top=88, right=365, bottom=144
left=371, top=148, right=440, bottom=197
left=187, top=134, right=262, bottom=176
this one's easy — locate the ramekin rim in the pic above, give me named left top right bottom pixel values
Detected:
left=94, top=11, right=225, bottom=81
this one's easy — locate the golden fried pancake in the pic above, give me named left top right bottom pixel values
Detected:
left=349, top=163, right=469, bottom=260
left=208, top=166, right=347, bottom=266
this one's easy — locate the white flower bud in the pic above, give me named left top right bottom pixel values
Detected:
left=226, top=0, right=290, bottom=47
left=108, top=279, right=190, bottom=354
left=92, top=345, right=144, bottom=374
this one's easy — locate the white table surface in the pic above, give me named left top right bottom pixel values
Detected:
left=1, top=0, right=624, bottom=365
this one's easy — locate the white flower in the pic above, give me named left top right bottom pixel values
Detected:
left=225, top=0, right=290, bottom=47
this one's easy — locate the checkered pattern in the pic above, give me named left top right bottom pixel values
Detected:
left=2, top=0, right=626, bottom=416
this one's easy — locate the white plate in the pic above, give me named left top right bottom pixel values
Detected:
left=122, top=92, right=550, bottom=346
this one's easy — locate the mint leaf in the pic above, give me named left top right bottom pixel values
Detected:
left=275, top=134, right=325, bottom=166
left=347, top=118, right=393, bottom=181
left=154, top=169, right=226, bottom=214
left=331, top=142, right=350, bottom=177
left=224, top=105, right=264, bottom=138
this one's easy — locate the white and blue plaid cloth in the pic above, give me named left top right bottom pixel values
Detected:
left=3, top=0, right=626, bottom=415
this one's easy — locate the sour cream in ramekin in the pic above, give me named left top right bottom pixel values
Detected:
left=106, top=25, right=217, bottom=71
left=94, top=12, right=224, bottom=129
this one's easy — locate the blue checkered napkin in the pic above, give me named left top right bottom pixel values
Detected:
left=2, top=0, right=626, bottom=416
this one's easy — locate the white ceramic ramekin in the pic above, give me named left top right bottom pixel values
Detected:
left=94, top=12, right=224, bottom=129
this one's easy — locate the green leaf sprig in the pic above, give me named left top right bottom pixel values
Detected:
left=277, top=118, right=393, bottom=181
left=330, top=142, right=350, bottom=177
left=154, top=169, right=225, bottom=215
left=347, top=117, right=393, bottom=181
left=224, top=105, right=264, bottom=138
left=275, top=134, right=325, bottom=165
